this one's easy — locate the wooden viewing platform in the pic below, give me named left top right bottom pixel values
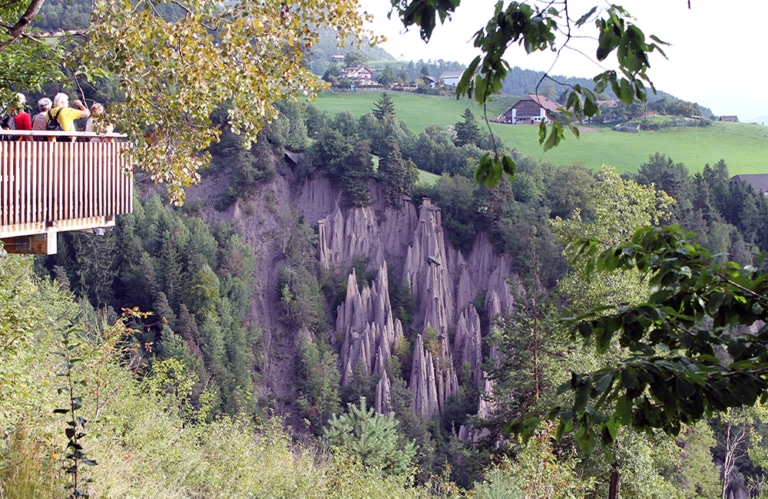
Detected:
left=0, top=130, right=133, bottom=254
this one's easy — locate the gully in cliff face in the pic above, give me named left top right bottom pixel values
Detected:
left=324, top=197, right=515, bottom=424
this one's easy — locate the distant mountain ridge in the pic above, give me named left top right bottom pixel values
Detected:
left=311, top=37, right=714, bottom=117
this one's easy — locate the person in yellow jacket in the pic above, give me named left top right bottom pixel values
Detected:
left=47, top=92, right=90, bottom=141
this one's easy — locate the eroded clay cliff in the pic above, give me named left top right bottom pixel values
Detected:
left=187, top=161, right=516, bottom=422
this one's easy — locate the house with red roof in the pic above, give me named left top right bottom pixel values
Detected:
left=339, top=66, right=375, bottom=85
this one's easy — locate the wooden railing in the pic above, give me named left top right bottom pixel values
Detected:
left=0, top=131, right=133, bottom=253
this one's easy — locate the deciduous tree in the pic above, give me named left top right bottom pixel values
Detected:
left=534, top=224, right=768, bottom=458
left=1, top=0, right=374, bottom=203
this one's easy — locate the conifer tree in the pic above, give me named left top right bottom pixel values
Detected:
left=176, top=304, right=200, bottom=346
left=118, top=252, right=158, bottom=311
left=453, top=108, right=481, bottom=148
left=340, top=141, right=374, bottom=207
left=153, top=292, right=176, bottom=330
left=325, top=397, right=416, bottom=477
left=160, top=237, right=183, bottom=310
left=372, top=93, right=396, bottom=122
left=296, top=339, right=341, bottom=434
left=157, top=326, right=198, bottom=373
left=198, top=313, right=225, bottom=381
left=184, top=264, right=221, bottom=317
left=378, top=137, right=417, bottom=206
left=70, top=232, right=117, bottom=307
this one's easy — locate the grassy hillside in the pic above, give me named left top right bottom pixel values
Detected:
left=310, top=90, right=486, bottom=132
left=309, top=91, right=768, bottom=175
left=491, top=121, right=768, bottom=175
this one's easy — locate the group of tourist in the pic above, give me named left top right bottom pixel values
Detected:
left=1, top=91, right=113, bottom=141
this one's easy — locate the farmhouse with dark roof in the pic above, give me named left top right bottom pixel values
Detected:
left=732, top=174, right=768, bottom=195
left=496, top=94, right=561, bottom=124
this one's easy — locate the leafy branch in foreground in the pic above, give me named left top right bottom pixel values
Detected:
left=509, top=225, right=768, bottom=452
left=391, top=0, right=670, bottom=187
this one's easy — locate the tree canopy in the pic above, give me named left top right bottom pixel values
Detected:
left=499, top=224, right=768, bottom=457
left=1, top=0, right=376, bottom=203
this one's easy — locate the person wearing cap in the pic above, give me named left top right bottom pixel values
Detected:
left=31, top=97, right=52, bottom=141
left=31, top=97, right=52, bottom=130
left=48, top=92, right=90, bottom=141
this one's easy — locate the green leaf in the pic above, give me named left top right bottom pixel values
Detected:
left=734, top=383, right=757, bottom=406
left=521, top=416, right=540, bottom=443
left=577, top=321, right=593, bottom=340
left=542, top=122, right=562, bottom=151
left=474, top=76, right=489, bottom=104
left=601, top=420, right=617, bottom=444
left=575, top=426, right=596, bottom=453
left=593, top=373, right=613, bottom=394
left=614, top=396, right=632, bottom=424
left=583, top=93, right=598, bottom=116
left=674, top=376, right=695, bottom=398
left=595, top=324, right=612, bottom=354
left=574, top=379, right=592, bottom=412
left=617, top=78, right=634, bottom=104
left=556, top=419, right=572, bottom=441
left=707, top=292, right=724, bottom=315
left=501, top=154, right=515, bottom=177
left=728, top=337, right=746, bottom=359
left=474, top=152, right=492, bottom=185
left=575, top=7, right=597, bottom=27
left=621, top=367, right=638, bottom=390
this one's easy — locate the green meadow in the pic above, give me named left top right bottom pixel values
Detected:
left=309, top=91, right=768, bottom=175
left=310, top=90, right=485, bottom=132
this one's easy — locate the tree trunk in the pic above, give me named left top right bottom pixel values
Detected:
left=608, top=460, right=621, bottom=499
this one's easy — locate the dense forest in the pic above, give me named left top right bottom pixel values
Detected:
left=1, top=3, right=766, bottom=497
left=5, top=84, right=766, bottom=496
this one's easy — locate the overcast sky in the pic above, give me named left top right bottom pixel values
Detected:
left=359, top=1, right=768, bottom=122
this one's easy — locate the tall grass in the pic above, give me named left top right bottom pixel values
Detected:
left=0, top=421, right=61, bottom=498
